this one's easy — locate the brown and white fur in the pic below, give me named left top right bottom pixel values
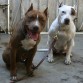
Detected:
left=48, top=4, right=77, bottom=65
left=2, top=4, right=48, bottom=81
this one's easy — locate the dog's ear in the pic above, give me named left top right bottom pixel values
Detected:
left=43, top=7, right=48, bottom=17
left=73, top=5, right=77, bottom=11
left=25, top=3, right=33, bottom=15
left=59, top=2, right=63, bottom=8
left=71, top=5, right=77, bottom=16
left=71, top=8, right=76, bottom=16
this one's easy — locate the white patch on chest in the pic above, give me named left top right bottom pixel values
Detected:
left=21, top=38, right=36, bottom=50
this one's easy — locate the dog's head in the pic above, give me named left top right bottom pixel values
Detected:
left=23, top=4, right=48, bottom=41
left=58, top=3, right=77, bottom=25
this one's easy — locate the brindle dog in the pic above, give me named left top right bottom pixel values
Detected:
left=2, top=4, right=48, bottom=81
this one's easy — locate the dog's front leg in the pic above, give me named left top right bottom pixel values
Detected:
left=25, top=46, right=37, bottom=76
left=10, top=48, right=17, bottom=81
left=48, top=36, right=54, bottom=62
left=65, top=39, right=74, bottom=65
left=48, top=49, right=54, bottom=62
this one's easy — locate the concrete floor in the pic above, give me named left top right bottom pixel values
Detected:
left=0, top=33, right=83, bottom=83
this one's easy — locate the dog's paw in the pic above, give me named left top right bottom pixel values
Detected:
left=10, top=76, right=17, bottom=81
left=64, top=58, right=71, bottom=65
left=31, top=64, right=36, bottom=69
left=27, top=71, right=34, bottom=77
left=26, top=68, right=34, bottom=77
left=48, top=57, right=54, bottom=63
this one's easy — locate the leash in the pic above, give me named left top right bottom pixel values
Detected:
left=34, top=35, right=58, bottom=69
left=10, top=35, right=58, bottom=83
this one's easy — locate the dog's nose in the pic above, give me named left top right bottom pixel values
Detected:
left=64, top=18, right=70, bottom=25
left=33, top=26, right=39, bottom=31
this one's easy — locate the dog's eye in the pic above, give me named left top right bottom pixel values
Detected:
left=38, top=17, right=45, bottom=25
left=40, top=18, right=45, bottom=22
left=62, top=11, right=66, bottom=14
left=39, top=17, right=45, bottom=21
left=28, top=16, right=35, bottom=20
left=27, top=16, right=35, bottom=22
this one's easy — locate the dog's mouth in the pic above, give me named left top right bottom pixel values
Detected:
left=24, top=25, right=39, bottom=41
left=29, top=31, right=39, bottom=41
left=27, top=30, right=39, bottom=41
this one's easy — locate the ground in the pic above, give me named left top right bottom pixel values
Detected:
left=0, top=33, right=83, bottom=83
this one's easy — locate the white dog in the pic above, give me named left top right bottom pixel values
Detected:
left=48, top=4, right=77, bottom=65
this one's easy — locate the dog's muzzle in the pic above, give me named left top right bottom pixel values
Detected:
left=32, top=26, right=39, bottom=33
left=64, top=18, right=70, bottom=25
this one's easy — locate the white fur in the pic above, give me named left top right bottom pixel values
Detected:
left=21, top=38, right=36, bottom=50
left=48, top=5, right=76, bottom=64
left=58, top=5, right=76, bottom=24
left=35, top=14, right=39, bottom=27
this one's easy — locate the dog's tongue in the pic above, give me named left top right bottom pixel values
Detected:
left=29, top=32, right=39, bottom=41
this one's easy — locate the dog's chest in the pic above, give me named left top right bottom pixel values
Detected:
left=21, top=38, right=36, bottom=50
left=54, top=31, right=72, bottom=50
